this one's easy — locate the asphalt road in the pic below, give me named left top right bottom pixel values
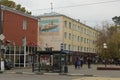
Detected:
left=0, top=73, right=77, bottom=80
left=0, top=64, right=120, bottom=80
left=0, top=73, right=120, bottom=80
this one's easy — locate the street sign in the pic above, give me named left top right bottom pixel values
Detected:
left=0, top=34, right=5, bottom=40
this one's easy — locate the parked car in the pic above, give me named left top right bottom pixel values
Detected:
left=0, top=59, right=13, bottom=70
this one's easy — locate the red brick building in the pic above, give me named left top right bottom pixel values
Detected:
left=0, top=5, right=38, bottom=67
left=1, top=5, right=38, bottom=46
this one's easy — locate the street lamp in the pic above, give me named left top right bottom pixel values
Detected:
left=103, top=43, right=107, bottom=49
left=103, top=43, right=107, bottom=67
left=0, top=1, right=2, bottom=35
left=0, top=3, right=5, bottom=71
left=60, top=43, right=63, bottom=73
left=0, top=1, right=2, bottom=45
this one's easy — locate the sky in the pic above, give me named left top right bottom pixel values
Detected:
left=12, top=0, right=120, bottom=28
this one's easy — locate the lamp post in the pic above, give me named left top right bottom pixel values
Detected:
left=60, top=43, right=63, bottom=73
left=0, top=1, right=2, bottom=35
left=103, top=43, right=107, bottom=67
left=0, top=2, right=5, bottom=72
left=0, top=1, right=2, bottom=52
left=0, top=1, right=2, bottom=45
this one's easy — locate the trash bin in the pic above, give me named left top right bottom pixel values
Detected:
left=64, top=66, right=68, bottom=73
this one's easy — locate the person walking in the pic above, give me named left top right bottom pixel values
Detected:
left=74, top=60, right=78, bottom=69
left=87, top=57, right=91, bottom=69
left=77, top=59, right=81, bottom=69
left=80, top=57, right=83, bottom=68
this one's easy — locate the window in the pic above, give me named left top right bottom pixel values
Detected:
left=69, top=33, right=71, bottom=40
left=87, top=47, right=89, bottom=52
left=78, top=26, right=80, bottom=31
left=87, top=39, right=89, bottom=43
left=81, top=37, right=83, bottom=42
left=84, top=38, right=86, bottom=43
left=72, top=35, right=74, bottom=41
left=81, top=47, right=83, bottom=52
left=78, top=36, right=80, bottom=42
left=69, top=22, right=71, bottom=29
left=84, top=28, right=86, bottom=34
left=64, top=32, right=67, bottom=39
left=23, top=20, right=27, bottom=30
left=72, top=24, right=74, bottom=30
left=22, top=37, right=26, bottom=46
left=78, top=46, right=80, bottom=51
left=64, top=21, right=67, bottom=27
left=68, top=44, right=71, bottom=50
left=64, top=44, right=66, bottom=50
left=84, top=47, right=86, bottom=52
left=81, top=27, right=83, bottom=33
left=75, top=35, right=76, bottom=41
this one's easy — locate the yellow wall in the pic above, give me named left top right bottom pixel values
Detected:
left=38, top=15, right=99, bottom=53
left=62, top=16, right=98, bottom=53
left=38, top=16, right=63, bottom=50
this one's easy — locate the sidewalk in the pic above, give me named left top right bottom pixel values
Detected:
left=73, top=77, right=120, bottom=80
left=3, top=64, right=120, bottom=77
left=68, top=64, right=120, bottom=77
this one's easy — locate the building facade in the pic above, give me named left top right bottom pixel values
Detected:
left=0, top=5, right=38, bottom=67
left=38, top=12, right=99, bottom=63
left=2, top=5, right=38, bottom=46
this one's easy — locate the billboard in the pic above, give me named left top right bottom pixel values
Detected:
left=39, top=19, right=59, bottom=32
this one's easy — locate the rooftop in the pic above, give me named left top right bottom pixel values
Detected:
left=1, top=5, right=38, bottom=20
left=38, top=12, right=98, bottom=32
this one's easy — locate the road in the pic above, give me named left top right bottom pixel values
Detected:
left=0, top=64, right=120, bottom=80
left=0, top=73, right=120, bottom=80
left=0, top=73, right=77, bottom=80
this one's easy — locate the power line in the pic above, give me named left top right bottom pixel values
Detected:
left=32, top=0, right=120, bottom=11
left=56, top=0, right=120, bottom=9
left=50, top=2, right=53, bottom=12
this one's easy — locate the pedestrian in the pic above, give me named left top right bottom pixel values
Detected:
left=77, top=59, right=81, bottom=69
left=74, top=60, right=78, bottom=69
left=87, top=57, right=91, bottom=69
left=80, top=57, right=83, bottom=68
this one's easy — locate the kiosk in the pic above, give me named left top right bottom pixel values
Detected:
left=32, top=51, right=68, bottom=73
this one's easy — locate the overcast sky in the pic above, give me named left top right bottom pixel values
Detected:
left=13, top=0, right=120, bottom=27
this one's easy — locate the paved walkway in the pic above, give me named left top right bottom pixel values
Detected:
left=2, top=64, right=120, bottom=80
left=73, top=77, right=120, bottom=80
left=68, top=64, right=120, bottom=77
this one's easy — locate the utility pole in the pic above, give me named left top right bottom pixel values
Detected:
left=50, top=2, right=53, bottom=13
left=0, top=1, right=5, bottom=72
left=0, top=0, right=2, bottom=35
left=0, top=1, right=2, bottom=56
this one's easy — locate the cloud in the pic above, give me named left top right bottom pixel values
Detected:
left=13, top=0, right=120, bottom=27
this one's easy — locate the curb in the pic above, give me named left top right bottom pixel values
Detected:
left=44, top=73, right=59, bottom=75
left=67, top=73, right=94, bottom=77
left=5, top=71, right=60, bottom=75
left=4, top=71, right=96, bottom=77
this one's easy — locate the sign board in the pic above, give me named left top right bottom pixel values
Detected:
left=0, top=34, right=5, bottom=41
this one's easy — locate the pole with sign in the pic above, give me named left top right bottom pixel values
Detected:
left=0, top=34, right=5, bottom=71
left=60, top=43, right=64, bottom=73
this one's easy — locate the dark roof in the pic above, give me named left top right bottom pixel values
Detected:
left=1, top=5, right=38, bottom=20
